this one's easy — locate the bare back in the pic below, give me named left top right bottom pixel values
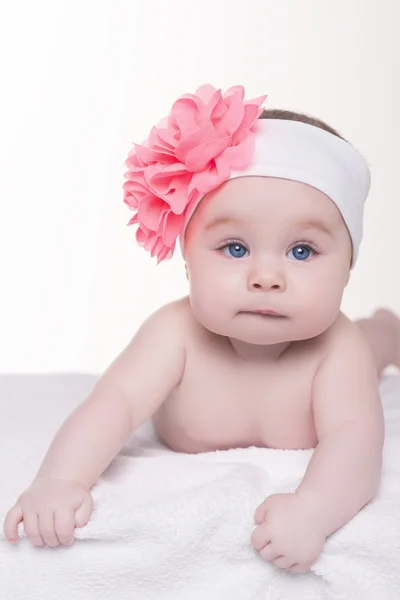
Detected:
left=153, top=297, right=342, bottom=453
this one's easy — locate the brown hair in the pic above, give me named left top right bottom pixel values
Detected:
left=259, top=108, right=346, bottom=142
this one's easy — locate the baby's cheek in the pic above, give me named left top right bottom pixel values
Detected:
left=300, top=303, right=339, bottom=339
left=189, top=288, right=228, bottom=332
left=307, top=273, right=343, bottom=313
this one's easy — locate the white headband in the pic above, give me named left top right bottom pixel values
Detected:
left=180, top=119, right=371, bottom=267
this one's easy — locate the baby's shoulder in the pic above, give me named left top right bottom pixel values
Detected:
left=320, top=311, right=374, bottom=363
left=155, top=296, right=216, bottom=354
left=149, top=295, right=198, bottom=340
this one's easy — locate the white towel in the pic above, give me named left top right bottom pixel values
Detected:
left=1, top=373, right=400, bottom=599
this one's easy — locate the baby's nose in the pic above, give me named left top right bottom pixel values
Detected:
left=247, top=264, right=286, bottom=292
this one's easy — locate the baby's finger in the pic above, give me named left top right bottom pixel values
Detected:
left=74, top=493, right=93, bottom=528
left=254, top=500, right=268, bottom=525
left=38, top=512, right=59, bottom=547
left=3, top=504, right=23, bottom=543
left=22, top=512, right=44, bottom=547
left=260, top=542, right=282, bottom=562
left=273, top=555, right=293, bottom=570
left=250, top=525, right=270, bottom=551
left=54, top=509, right=75, bottom=545
left=289, top=563, right=309, bottom=574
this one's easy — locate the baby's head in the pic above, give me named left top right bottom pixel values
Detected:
left=123, top=85, right=370, bottom=345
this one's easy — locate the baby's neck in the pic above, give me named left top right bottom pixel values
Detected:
left=227, top=337, right=293, bottom=363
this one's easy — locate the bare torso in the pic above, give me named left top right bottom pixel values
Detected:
left=153, top=297, right=336, bottom=453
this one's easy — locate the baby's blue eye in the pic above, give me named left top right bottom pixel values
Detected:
left=221, top=243, right=248, bottom=258
left=288, top=245, right=314, bottom=261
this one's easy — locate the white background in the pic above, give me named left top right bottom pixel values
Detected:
left=1, top=0, right=399, bottom=374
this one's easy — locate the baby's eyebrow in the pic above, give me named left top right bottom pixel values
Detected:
left=204, top=216, right=333, bottom=237
left=294, top=220, right=333, bottom=236
left=204, top=216, right=247, bottom=231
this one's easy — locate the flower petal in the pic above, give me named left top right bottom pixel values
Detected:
left=186, top=135, right=231, bottom=172
left=148, top=126, right=177, bottom=154
left=127, top=214, right=138, bottom=226
left=175, top=123, right=217, bottom=165
left=214, top=91, right=245, bottom=137
left=224, top=85, right=245, bottom=101
left=194, top=84, right=220, bottom=104
left=242, top=95, right=268, bottom=128
left=190, top=158, right=230, bottom=194
left=146, top=164, right=192, bottom=214
left=161, top=211, right=185, bottom=247
left=137, top=194, right=168, bottom=230
left=170, top=98, right=202, bottom=138
left=123, top=83, right=267, bottom=263
left=221, top=130, right=255, bottom=169
left=133, top=142, right=177, bottom=165
left=156, top=242, right=174, bottom=263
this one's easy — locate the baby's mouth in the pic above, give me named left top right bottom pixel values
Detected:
left=243, top=310, right=287, bottom=318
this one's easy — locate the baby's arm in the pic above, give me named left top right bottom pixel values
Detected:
left=34, top=302, right=185, bottom=487
left=4, top=301, right=186, bottom=545
left=295, top=329, right=385, bottom=537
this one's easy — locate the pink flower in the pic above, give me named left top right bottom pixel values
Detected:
left=123, top=84, right=267, bottom=263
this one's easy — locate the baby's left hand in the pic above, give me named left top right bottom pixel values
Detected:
left=251, top=492, right=326, bottom=573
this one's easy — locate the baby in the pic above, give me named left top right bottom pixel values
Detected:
left=4, top=85, right=400, bottom=574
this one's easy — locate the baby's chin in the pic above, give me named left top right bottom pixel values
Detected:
left=227, top=329, right=294, bottom=346
left=192, top=307, right=335, bottom=344
left=198, top=317, right=293, bottom=346
left=209, top=317, right=331, bottom=346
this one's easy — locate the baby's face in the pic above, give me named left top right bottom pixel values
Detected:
left=184, top=177, right=352, bottom=345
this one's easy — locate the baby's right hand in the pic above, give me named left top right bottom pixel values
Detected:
left=3, top=477, right=94, bottom=547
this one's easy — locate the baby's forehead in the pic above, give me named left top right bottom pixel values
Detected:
left=198, top=177, right=341, bottom=227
